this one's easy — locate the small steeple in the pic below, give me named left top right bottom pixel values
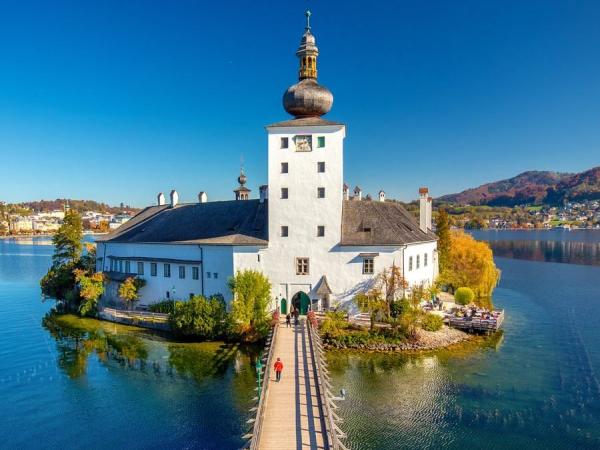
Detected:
left=234, top=167, right=251, bottom=200
left=297, top=9, right=319, bottom=80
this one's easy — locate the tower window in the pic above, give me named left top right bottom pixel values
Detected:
left=317, top=162, right=325, bottom=173
left=296, top=258, right=309, bottom=275
left=281, top=137, right=289, bottom=149
left=281, top=188, right=289, bottom=199
left=281, top=162, right=288, bottom=173
left=363, top=257, right=374, bottom=275
left=317, top=187, right=325, bottom=198
left=281, top=226, right=289, bottom=237
left=317, top=136, right=325, bottom=148
left=317, top=226, right=325, bottom=237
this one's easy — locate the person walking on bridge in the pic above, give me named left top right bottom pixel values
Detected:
left=274, top=358, right=283, bottom=382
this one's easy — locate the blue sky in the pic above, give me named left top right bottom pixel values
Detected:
left=1, top=0, right=599, bottom=206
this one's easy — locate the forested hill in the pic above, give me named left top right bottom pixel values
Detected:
left=438, top=167, right=600, bottom=206
left=15, top=199, right=138, bottom=214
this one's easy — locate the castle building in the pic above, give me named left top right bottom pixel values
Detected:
left=96, top=11, right=438, bottom=313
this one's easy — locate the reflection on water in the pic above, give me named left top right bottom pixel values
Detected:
left=487, top=239, right=600, bottom=266
left=470, top=229, right=600, bottom=266
left=42, top=312, right=260, bottom=385
left=328, top=234, right=600, bottom=450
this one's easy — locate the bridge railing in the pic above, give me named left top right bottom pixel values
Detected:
left=246, top=322, right=279, bottom=450
left=307, top=317, right=348, bottom=450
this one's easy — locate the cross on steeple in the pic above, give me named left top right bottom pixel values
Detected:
left=305, top=9, right=311, bottom=30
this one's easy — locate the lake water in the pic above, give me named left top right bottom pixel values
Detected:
left=2, top=231, right=600, bottom=449
left=0, top=237, right=256, bottom=450
left=329, top=229, right=600, bottom=449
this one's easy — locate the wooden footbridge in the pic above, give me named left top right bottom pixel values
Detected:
left=244, top=318, right=348, bottom=450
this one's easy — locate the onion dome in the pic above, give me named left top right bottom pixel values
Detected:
left=234, top=168, right=250, bottom=200
left=283, top=10, right=333, bottom=118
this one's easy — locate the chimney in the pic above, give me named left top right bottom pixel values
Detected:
left=198, top=191, right=208, bottom=203
left=259, top=185, right=268, bottom=203
left=157, top=192, right=165, bottom=206
left=426, top=196, right=433, bottom=231
left=419, top=187, right=428, bottom=232
left=354, top=186, right=362, bottom=201
left=170, top=189, right=179, bottom=207
left=378, top=190, right=386, bottom=202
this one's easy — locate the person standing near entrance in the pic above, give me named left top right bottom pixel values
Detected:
left=274, top=358, right=283, bottom=382
left=285, top=313, right=291, bottom=327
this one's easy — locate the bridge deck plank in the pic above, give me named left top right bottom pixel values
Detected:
left=258, top=319, right=328, bottom=450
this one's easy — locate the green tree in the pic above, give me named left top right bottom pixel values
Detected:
left=169, top=295, right=227, bottom=339
left=118, top=277, right=146, bottom=310
left=52, top=210, right=83, bottom=266
left=355, top=291, right=387, bottom=330
left=228, top=270, right=272, bottom=341
left=74, top=269, right=105, bottom=316
left=436, top=208, right=451, bottom=274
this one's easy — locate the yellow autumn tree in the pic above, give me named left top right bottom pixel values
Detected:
left=440, top=231, right=500, bottom=300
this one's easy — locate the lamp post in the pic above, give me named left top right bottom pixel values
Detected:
left=256, top=354, right=263, bottom=399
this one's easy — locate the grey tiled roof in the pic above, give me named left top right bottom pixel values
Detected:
left=340, top=200, right=436, bottom=246
left=266, top=117, right=345, bottom=128
left=97, top=200, right=268, bottom=246
left=98, top=198, right=434, bottom=247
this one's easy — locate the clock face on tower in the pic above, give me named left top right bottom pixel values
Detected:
left=294, top=135, right=312, bottom=152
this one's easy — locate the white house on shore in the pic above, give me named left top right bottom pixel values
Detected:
left=96, top=11, right=438, bottom=314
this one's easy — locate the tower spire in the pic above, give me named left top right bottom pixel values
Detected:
left=282, top=9, right=333, bottom=118
left=296, top=10, right=319, bottom=80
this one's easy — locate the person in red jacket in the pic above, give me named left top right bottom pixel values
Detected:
left=274, top=358, right=283, bottom=382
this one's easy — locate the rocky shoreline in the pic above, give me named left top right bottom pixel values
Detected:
left=323, top=326, right=472, bottom=352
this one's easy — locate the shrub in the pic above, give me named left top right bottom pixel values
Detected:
left=148, top=300, right=180, bottom=314
left=390, top=298, right=412, bottom=318
left=169, top=294, right=227, bottom=339
left=421, top=314, right=443, bottom=332
left=319, top=311, right=348, bottom=338
left=455, top=287, right=475, bottom=305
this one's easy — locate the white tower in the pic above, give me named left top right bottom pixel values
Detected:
left=265, top=10, right=346, bottom=301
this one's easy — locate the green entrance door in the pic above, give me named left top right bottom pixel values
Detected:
left=292, top=292, right=310, bottom=315
left=280, top=298, right=287, bottom=314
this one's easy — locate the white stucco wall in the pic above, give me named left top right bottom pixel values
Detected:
left=96, top=242, right=235, bottom=306
left=403, top=241, right=438, bottom=289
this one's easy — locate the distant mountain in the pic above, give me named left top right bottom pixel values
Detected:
left=438, top=167, right=600, bottom=206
